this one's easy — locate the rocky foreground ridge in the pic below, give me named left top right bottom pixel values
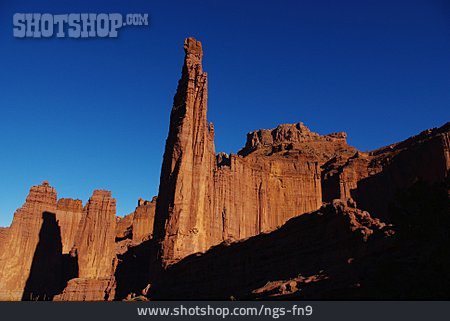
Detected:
left=0, top=38, right=448, bottom=300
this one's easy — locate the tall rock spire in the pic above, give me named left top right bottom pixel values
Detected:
left=153, top=38, right=217, bottom=266
left=153, top=38, right=332, bottom=268
left=153, top=38, right=360, bottom=269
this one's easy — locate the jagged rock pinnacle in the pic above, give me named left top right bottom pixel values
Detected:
left=184, top=37, right=203, bottom=63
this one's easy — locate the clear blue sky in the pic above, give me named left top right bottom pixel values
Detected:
left=0, top=0, right=449, bottom=226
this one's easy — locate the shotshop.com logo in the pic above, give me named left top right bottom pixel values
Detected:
left=13, top=13, right=149, bottom=38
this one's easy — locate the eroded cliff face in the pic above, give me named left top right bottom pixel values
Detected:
left=213, top=124, right=358, bottom=242
left=56, top=198, right=84, bottom=254
left=115, top=197, right=157, bottom=257
left=0, top=181, right=59, bottom=300
left=116, top=212, right=133, bottom=241
left=0, top=227, right=9, bottom=254
left=133, top=197, right=157, bottom=244
left=0, top=183, right=119, bottom=301
left=153, top=38, right=450, bottom=268
left=322, top=123, right=450, bottom=220
left=153, top=38, right=360, bottom=266
left=75, top=190, right=116, bottom=279
left=55, top=190, right=117, bottom=301
left=53, top=278, right=116, bottom=301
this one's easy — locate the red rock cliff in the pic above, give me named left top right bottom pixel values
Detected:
left=54, top=190, right=117, bottom=301
left=75, top=190, right=116, bottom=279
left=115, top=197, right=156, bottom=249
left=322, top=122, right=450, bottom=220
left=132, top=197, right=157, bottom=244
left=0, top=181, right=58, bottom=300
left=56, top=198, right=84, bottom=254
left=0, top=227, right=9, bottom=254
left=153, top=38, right=359, bottom=266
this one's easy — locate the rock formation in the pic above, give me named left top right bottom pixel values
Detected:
left=0, top=227, right=9, bottom=253
left=53, top=277, right=116, bottom=301
left=153, top=37, right=450, bottom=268
left=116, top=213, right=133, bottom=241
left=0, top=37, right=448, bottom=301
left=55, top=198, right=84, bottom=254
left=132, top=197, right=157, bottom=244
left=0, top=184, right=119, bottom=301
left=113, top=197, right=157, bottom=300
left=55, top=190, right=117, bottom=301
left=115, top=196, right=156, bottom=250
left=154, top=38, right=362, bottom=266
left=75, top=190, right=116, bottom=279
left=0, top=181, right=59, bottom=300
left=212, top=124, right=356, bottom=243
left=153, top=37, right=217, bottom=266
left=322, top=122, right=450, bottom=220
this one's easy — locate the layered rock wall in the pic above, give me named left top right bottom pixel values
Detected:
left=75, top=190, right=116, bottom=279
left=0, top=227, right=9, bottom=254
left=322, top=123, right=450, bottom=220
left=132, top=197, right=157, bottom=244
left=116, top=213, right=133, bottom=241
left=0, top=181, right=58, bottom=300
left=154, top=38, right=450, bottom=267
left=153, top=38, right=359, bottom=266
left=115, top=197, right=156, bottom=246
left=54, top=190, right=117, bottom=301
left=54, top=277, right=115, bottom=301
left=56, top=198, right=84, bottom=254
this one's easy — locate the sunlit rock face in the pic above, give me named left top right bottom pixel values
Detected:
left=153, top=37, right=449, bottom=268
left=56, top=198, right=84, bottom=254
left=153, top=38, right=357, bottom=266
left=0, top=181, right=59, bottom=301
left=54, top=190, right=117, bottom=301
left=0, top=37, right=448, bottom=301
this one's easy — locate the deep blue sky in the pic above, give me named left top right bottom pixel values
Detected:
left=0, top=0, right=449, bottom=226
